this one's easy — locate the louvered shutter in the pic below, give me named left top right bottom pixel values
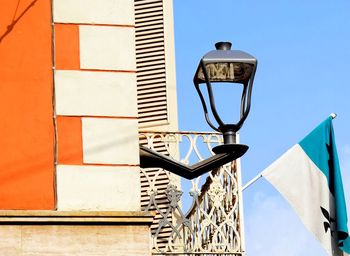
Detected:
left=135, top=0, right=168, bottom=127
left=135, top=0, right=179, bottom=251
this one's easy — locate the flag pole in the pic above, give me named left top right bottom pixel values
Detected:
left=242, top=173, right=262, bottom=191
left=242, top=113, right=337, bottom=192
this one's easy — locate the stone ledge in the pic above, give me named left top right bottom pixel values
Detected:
left=0, top=210, right=154, bottom=225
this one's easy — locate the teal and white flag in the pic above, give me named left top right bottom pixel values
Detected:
left=262, top=116, right=350, bottom=255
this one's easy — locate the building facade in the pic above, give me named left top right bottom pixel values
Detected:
left=0, top=0, right=177, bottom=254
left=0, top=0, right=245, bottom=255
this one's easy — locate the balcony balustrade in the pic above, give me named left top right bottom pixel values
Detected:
left=139, top=131, right=245, bottom=255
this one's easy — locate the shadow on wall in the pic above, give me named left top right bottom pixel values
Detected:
left=0, top=0, right=38, bottom=43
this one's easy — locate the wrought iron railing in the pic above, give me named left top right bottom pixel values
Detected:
left=139, top=131, right=245, bottom=255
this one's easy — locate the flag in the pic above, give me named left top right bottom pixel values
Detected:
left=262, top=116, right=350, bottom=255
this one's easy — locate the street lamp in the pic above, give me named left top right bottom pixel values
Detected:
left=193, top=41, right=257, bottom=154
left=139, top=42, right=257, bottom=179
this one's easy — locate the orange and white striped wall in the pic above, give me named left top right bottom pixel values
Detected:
left=0, top=0, right=140, bottom=211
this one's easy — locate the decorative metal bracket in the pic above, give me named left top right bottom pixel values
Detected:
left=139, top=144, right=248, bottom=179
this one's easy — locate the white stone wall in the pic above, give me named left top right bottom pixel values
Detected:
left=53, top=0, right=140, bottom=211
left=55, top=71, right=137, bottom=117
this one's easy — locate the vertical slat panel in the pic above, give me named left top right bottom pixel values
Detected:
left=135, top=0, right=168, bottom=127
left=135, top=0, right=173, bottom=251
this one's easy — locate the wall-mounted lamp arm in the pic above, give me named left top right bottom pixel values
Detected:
left=139, top=145, right=248, bottom=180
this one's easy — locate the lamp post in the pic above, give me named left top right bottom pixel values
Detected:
left=139, top=42, right=257, bottom=179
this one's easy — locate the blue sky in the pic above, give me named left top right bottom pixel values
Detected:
left=173, top=1, right=350, bottom=255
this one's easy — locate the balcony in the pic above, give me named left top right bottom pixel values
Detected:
left=139, top=131, right=245, bottom=255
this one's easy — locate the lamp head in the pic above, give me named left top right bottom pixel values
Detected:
left=193, top=42, right=257, bottom=152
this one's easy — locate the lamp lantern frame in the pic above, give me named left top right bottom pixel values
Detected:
left=193, top=42, right=257, bottom=153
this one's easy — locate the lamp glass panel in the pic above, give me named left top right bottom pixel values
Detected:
left=211, top=82, right=243, bottom=125
left=196, top=62, right=253, bottom=83
left=198, top=81, right=243, bottom=126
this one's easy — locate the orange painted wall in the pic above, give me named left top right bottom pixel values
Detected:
left=0, top=0, right=55, bottom=209
left=57, top=116, right=83, bottom=165
left=55, top=24, right=80, bottom=70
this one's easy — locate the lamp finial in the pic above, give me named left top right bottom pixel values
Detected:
left=215, top=42, right=232, bottom=50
